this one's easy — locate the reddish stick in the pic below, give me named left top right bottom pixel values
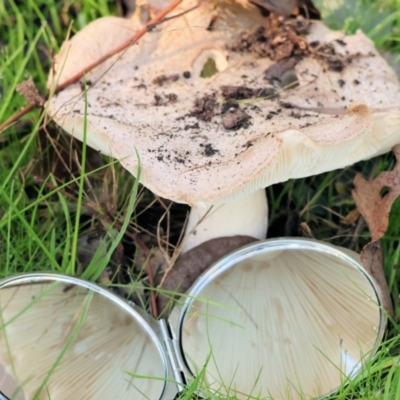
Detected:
left=0, top=0, right=184, bottom=133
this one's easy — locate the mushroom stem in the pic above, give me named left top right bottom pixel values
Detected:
left=182, top=189, right=268, bottom=252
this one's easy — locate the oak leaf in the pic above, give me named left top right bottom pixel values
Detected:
left=352, top=145, right=400, bottom=242
left=352, top=144, right=400, bottom=316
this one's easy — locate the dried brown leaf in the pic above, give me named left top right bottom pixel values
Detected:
left=360, top=241, right=393, bottom=316
left=352, top=144, right=400, bottom=242
left=298, top=221, right=314, bottom=238
left=341, top=208, right=360, bottom=225
left=351, top=145, right=400, bottom=316
left=157, top=235, right=257, bottom=317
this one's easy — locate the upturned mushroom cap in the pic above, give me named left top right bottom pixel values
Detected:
left=47, top=0, right=400, bottom=207
left=173, top=240, right=384, bottom=399
left=0, top=278, right=167, bottom=399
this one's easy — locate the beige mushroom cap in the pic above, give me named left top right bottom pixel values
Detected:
left=47, top=0, right=400, bottom=208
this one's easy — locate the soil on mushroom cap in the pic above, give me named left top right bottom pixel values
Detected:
left=189, top=93, right=217, bottom=121
left=230, top=14, right=369, bottom=73
left=230, top=15, right=310, bottom=61
left=221, top=85, right=277, bottom=100
left=152, top=74, right=180, bottom=86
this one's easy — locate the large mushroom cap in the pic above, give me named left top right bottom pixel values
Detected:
left=48, top=0, right=400, bottom=207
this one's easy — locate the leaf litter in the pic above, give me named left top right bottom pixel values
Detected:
left=352, top=145, right=400, bottom=316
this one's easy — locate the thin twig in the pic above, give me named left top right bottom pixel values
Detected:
left=0, top=103, right=36, bottom=132
left=0, top=0, right=184, bottom=133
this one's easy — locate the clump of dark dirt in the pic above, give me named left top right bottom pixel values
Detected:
left=221, top=100, right=251, bottom=130
left=230, top=15, right=309, bottom=61
left=230, top=14, right=366, bottom=73
left=152, top=74, right=179, bottom=86
left=78, top=79, right=93, bottom=92
left=166, top=93, right=178, bottom=102
left=200, top=143, right=219, bottom=156
left=220, top=85, right=277, bottom=100
left=154, top=93, right=178, bottom=106
left=184, top=122, right=200, bottom=130
left=189, top=93, right=217, bottom=121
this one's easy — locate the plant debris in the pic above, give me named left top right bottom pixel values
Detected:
left=189, top=93, right=217, bottom=121
left=230, top=15, right=309, bottom=61
left=351, top=144, right=400, bottom=316
left=220, top=85, right=277, bottom=100
left=231, top=14, right=365, bottom=72
left=309, top=42, right=346, bottom=72
left=353, top=145, right=400, bottom=242
left=152, top=73, right=180, bottom=86
left=360, top=241, right=393, bottom=316
left=220, top=100, right=251, bottom=130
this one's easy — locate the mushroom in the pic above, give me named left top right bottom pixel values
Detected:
left=171, top=239, right=385, bottom=399
left=0, top=276, right=167, bottom=399
left=47, top=0, right=400, bottom=252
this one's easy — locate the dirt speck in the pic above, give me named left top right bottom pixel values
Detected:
left=153, top=74, right=179, bottom=86
left=201, top=143, right=219, bottom=156
left=190, top=93, right=217, bottom=122
left=154, top=93, right=178, bottom=106
left=166, top=93, right=178, bottom=103
left=266, top=111, right=278, bottom=120
left=336, top=39, right=347, bottom=46
left=310, top=43, right=357, bottom=72
left=174, top=157, right=185, bottom=164
left=221, top=85, right=277, bottom=100
left=184, top=122, right=200, bottom=130
left=79, top=79, right=93, bottom=91
left=279, top=101, right=294, bottom=109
